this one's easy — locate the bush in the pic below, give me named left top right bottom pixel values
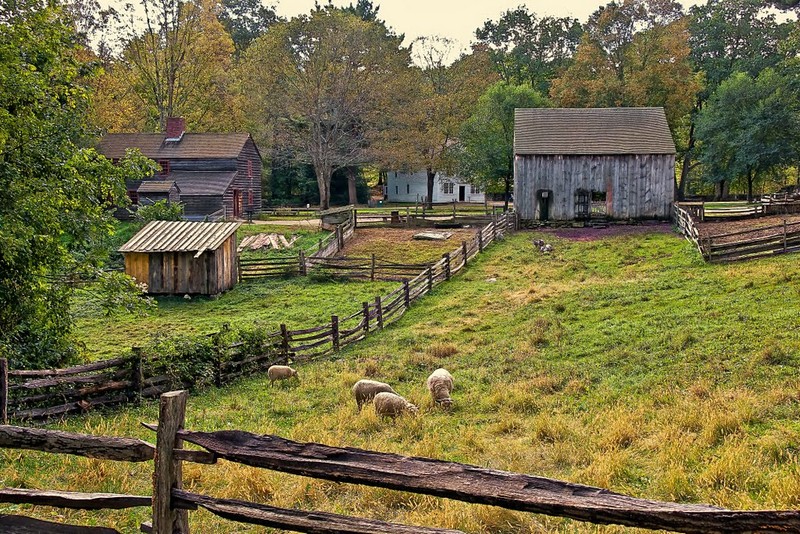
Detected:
left=136, top=200, right=184, bottom=222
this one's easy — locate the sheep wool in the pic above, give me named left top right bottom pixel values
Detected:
left=267, top=365, right=298, bottom=386
left=351, top=379, right=397, bottom=411
left=426, top=368, right=454, bottom=408
left=373, top=392, right=418, bottom=418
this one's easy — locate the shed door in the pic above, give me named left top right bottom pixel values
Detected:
left=233, top=189, right=242, bottom=218
left=458, top=185, right=466, bottom=202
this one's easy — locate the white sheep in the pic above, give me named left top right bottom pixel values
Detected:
left=373, top=392, right=418, bottom=418
left=540, top=243, right=553, bottom=254
left=426, top=368, right=454, bottom=409
left=533, top=239, right=545, bottom=247
left=351, top=379, right=397, bottom=411
left=267, top=365, right=298, bottom=386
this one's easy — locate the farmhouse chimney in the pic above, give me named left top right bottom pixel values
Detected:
left=165, top=117, right=185, bottom=141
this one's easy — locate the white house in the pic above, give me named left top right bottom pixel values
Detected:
left=385, top=171, right=485, bottom=204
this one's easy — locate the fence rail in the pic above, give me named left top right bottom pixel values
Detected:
left=2, top=391, right=799, bottom=534
left=0, top=213, right=515, bottom=422
left=673, top=202, right=800, bottom=263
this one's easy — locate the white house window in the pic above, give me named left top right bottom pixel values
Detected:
left=442, top=182, right=454, bottom=194
left=395, top=186, right=399, bottom=195
left=406, top=184, right=410, bottom=194
left=470, top=185, right=481, bottom=194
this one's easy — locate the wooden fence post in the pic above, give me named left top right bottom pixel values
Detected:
left=374, top=296, right=383, bottom=329
left=298, top=250, right=307, bottom=276
left=362, top=302, right=370, bottom=335
left=353, top=209, right=358, bottom=229
left=491, top=221, right=497, bottom=243
left=452, top=199, right=456, bottom=218
left=406, top=207, right=410, bottom=228
left=331, top=316, right=340, bottom=352
left=336, top=226, right=344, bottom=252
left=784, top=220, right=788, bottom=252
left=427, top=265, right=433, bottom=292
left=443, top=253, right=451, bottom=281
left=0, top=357, right=7, bottom=425
left=131, top=347, right=144, bottom=401
left=153, top=390, right=189, bottom=534
left=403, top=280, right=410, bottom=309
left=280, top=324, right=290, bottom=361
left=370, top=254, right=376, bottom=281
left=462, top=240, right=468, bottom=265
left=478, top=230, right=484, bottom=253
left=318, top=238, right=323, bottom=252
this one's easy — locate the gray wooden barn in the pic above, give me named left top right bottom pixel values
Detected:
left=119, top=221, right=241, bottom=295
left=514, top=108, right=676, bottom=221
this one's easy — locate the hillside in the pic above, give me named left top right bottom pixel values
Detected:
left=5, top=228, right=800, bottom=533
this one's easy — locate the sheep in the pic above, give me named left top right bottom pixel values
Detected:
left=267, top=365, right=298, bottom=386
left=540, top=243, right=553, bottom=254
left=373, top=392, right=418, bottom=418
left=426, top=368, right=454, bottom=409
left=532, top=238, right=545, bottom=247
left=351, top=379, right=397, bottom=411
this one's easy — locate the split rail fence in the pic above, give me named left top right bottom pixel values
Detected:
left=2, top=390, right=799, bottom=534
left=0, top=213, right=516, bottom=423
left=673, top=203, right=800, bottom=262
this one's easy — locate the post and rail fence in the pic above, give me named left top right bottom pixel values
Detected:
left=1, top=390, right=799, bottom=533
left=0, top=213, right=515, bottom=423
left=673, top=202, right=800, bottom=263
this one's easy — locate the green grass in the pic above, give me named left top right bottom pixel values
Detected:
left=6, top=229, right=800, bottom=533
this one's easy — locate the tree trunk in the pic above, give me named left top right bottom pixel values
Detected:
left=504, top=175, right=511, bottom=212
left=677, top=121, right=696, bottom=201
left=347, top=167, right=358, bottom=206
left=426, top=168, right=435, bottom=209
left=316, top=167, right=332, bottom=211
left=747, top=169, right=754, bottom=202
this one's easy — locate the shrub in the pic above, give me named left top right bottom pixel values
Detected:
left=136, top=200, right=184, bottom=222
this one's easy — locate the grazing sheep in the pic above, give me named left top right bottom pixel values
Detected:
left=540, top=244, right=553, bottom=254
left=267, top=365, right=298, bottom=386
left=533, top=239, right=545, bottom=247
left=351, top=379, right=397, bottom=411
left=373, top=392, right=418, bottom=418
left=426, top=368, right=454, bottom=409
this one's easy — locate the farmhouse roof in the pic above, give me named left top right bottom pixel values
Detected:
left=168, top=171, right=237, bottom=196
left=514, top=107, right=676, bottom=155
left=119, top=221, right=240, bottom=258
left=97, top=133, right=253, bottom=160
left=138, top=180, right=179, bottom=194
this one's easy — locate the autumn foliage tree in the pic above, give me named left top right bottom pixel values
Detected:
left=239, top=7, right=410, bottom=210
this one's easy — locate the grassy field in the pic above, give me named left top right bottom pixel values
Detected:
left=5, top=228, right=800, bottom=533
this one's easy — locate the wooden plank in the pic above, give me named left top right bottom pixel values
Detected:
left=8, top=357, right=132, bottom=379
left=172, top=489, right=462, bottom=534
left=0, top=488, right=150, bottom=509
left=0, top=425, right=155, bottom=462
left=152, top=391, right=189, bottom=534
left=0, top=514, right=122, bottom=534
left=0, top=358, right=7, bottom=424
left=177, top=430, right=800, bottom=534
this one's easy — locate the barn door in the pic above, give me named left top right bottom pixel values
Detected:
left=233, top=189, right=242, bottom=218
left=536, top=189, right=552, bottom=220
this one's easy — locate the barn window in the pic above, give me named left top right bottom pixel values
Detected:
left=575, top=189, right=590, bottom=219
left=591, top=191, right=607, bottom=216
left=158, top=160, right=170, bottom=175
left=127, top=189, right=139, bottom=204
left=395, top=186, right=399, bottom=195
left=406, top=184, right=410, bottom=194
left=442, top=182, right=454, bottom=195
left=470, top=184, right=481, bottom=194
left=247, top=160, right=253, bottom=178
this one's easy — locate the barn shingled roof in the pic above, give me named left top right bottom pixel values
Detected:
left=514, top=107, right=676, bottom=156
left=137, top=181, right=179, bottom=194
left=97, top=133, right=253, bottom=160
left=119, top=221, right=240, bottom=258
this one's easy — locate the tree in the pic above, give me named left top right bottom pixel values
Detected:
left=678, top=0, right=793, bottom=198
left=239, top=8, right=410, bottom=210
left=457, top=82, right=549, bottom=211
left=475, top=7, right=582, bottom=94
left=118, top=0, right=236, bottom=131
left=391, top=39, right=497, bottom=208
left=695, top=69, right=800, bottom=200
left=0, top=1, right=153, bottom=368
left=218, top=0, right=280, bottom=55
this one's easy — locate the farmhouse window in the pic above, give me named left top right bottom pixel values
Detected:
left=470, top=185, right=480, bottom=194
left=158, top=160, right=170, bottom=175
left=442, top=182, right=454, bottom=195
left=127, top=189, right=139, bottom=204
left=247, top=160, right=253, bottom=178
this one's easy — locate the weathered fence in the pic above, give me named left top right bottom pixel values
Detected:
left=0, top=213, right=515, bottom=422
left=2, top=390, right=799, bottom=533
left=673, top=203, right=800, bottom=263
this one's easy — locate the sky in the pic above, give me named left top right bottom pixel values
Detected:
left=271, top=0, right=707, bottom=54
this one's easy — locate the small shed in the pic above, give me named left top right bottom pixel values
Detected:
left=137, top=180, right=180, bottom=206
left=119, top=221, right=241, bottom=295
left=514, top=107, right=676, bottom=221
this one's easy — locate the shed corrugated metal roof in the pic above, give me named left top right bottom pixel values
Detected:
left=169, top=171, right=237, bottom=196
left=138, top=181, right=179, bottom=194
left=119, top=221, right=240, bottom=258
left=514, top=107, right=676, bottom=155
left=97, top=133, right=252, bottom=159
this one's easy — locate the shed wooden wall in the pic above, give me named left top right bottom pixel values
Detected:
left=514, top=154, right=675, bottom=220
left=123, top=234, right=238, bottom=295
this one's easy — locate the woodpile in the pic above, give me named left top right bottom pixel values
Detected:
left=238, top=233, right=298, bottom=252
